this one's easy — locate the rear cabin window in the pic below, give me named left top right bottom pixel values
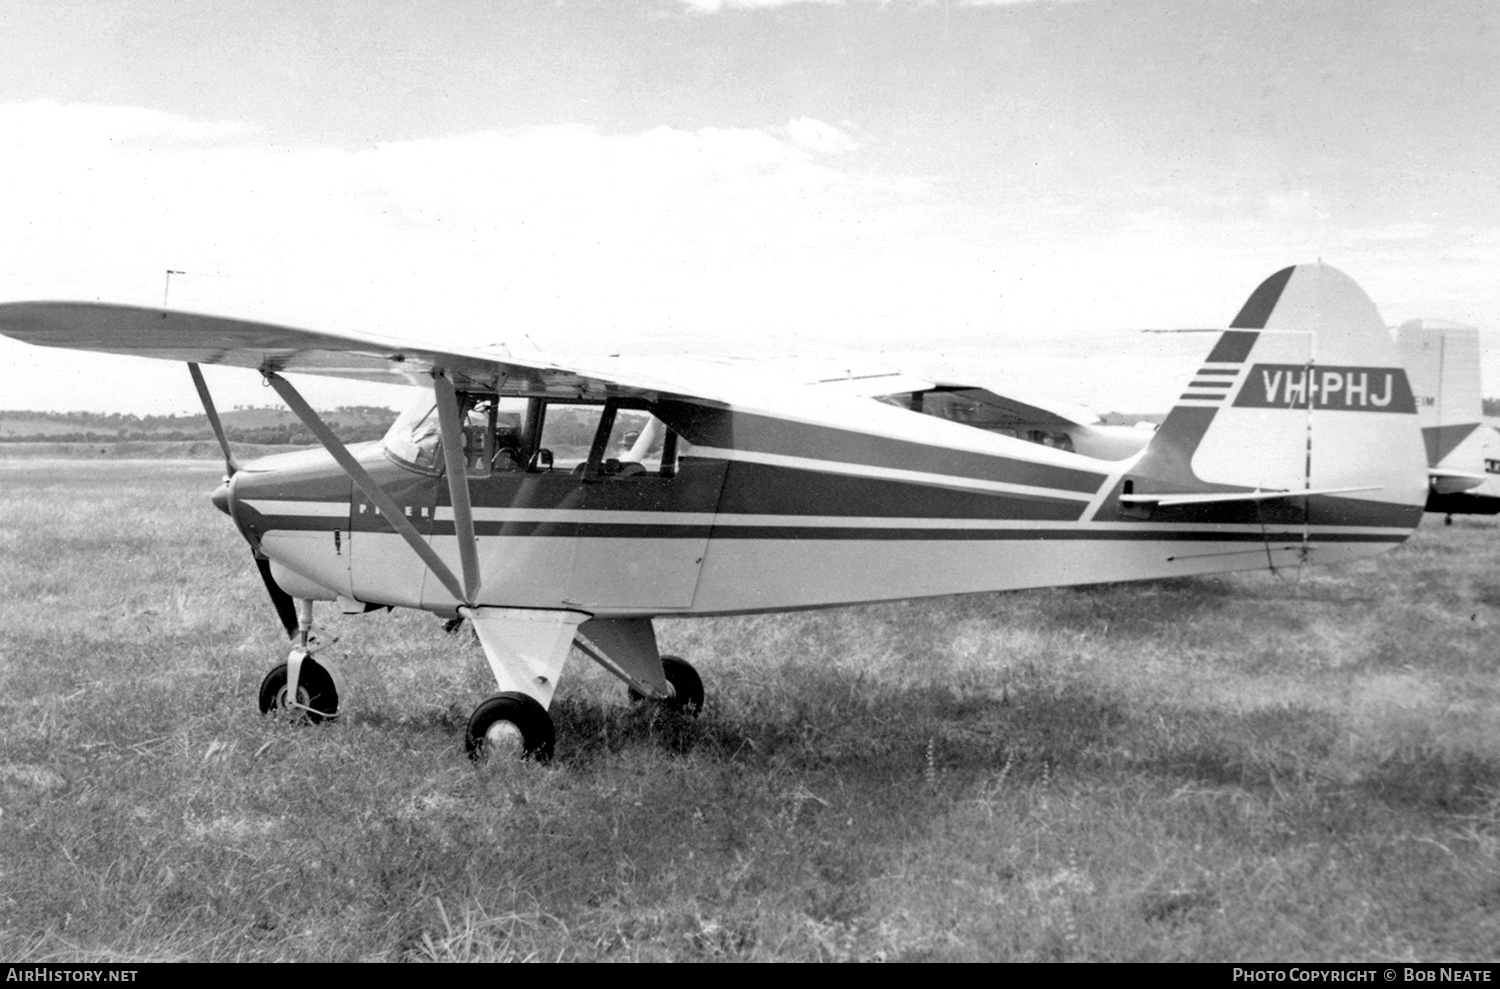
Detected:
left=533, top=402, right=678, bottom=477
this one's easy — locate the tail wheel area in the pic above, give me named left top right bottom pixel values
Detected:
left=258, top=658, right=339, bottom=724
left=466, top=692, right=555, bottom=764
left=629, top=654, right=704, bottom=715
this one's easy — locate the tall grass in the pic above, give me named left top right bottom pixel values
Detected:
left=0, top=461, right=1496, bottom=960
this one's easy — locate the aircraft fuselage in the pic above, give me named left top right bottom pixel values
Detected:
left=224, top=385, right=1423, bottom=620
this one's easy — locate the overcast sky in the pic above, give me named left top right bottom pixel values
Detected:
left=2, top=0, right=1497, bottom=415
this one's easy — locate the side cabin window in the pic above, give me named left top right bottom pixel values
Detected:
left=382, top=392, right=682, bottom=479
left=533, top=400, right=679, bottom=479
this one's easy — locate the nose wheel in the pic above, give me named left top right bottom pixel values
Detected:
left=465, top=692, right=555, bottom=763
left=258, top=657, right=339, bottom=724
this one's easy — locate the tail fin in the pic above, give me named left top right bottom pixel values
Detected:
left=1102, top=264, right=1427, bottom=560
left=1397, top=319, right=1500, bottom=513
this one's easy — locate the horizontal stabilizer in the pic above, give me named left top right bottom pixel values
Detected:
left=1428, top=468, right=1488, bottom=495
left=1118, top=485, right=1380, bottom=508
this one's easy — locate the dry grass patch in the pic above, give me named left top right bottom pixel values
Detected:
left=2, top=464, right=1498, bottom=960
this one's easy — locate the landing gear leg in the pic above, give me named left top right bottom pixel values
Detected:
left=629, top=655, right=705, bottom=715
left=258, top=599, right=340, bottom=723
left=461, top=607, right=587, bottom=764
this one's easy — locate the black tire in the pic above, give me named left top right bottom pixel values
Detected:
left=258, top=658, right=339, bottom=723
left=629, top=655, right=704, bottom=715
left=465, top=692, right=555, bottom=763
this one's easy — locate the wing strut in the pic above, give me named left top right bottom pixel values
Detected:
left=432, top=371, right=482, bottom=602
left=263, top=371, right=470, bottom=605
left=187, top=362, right=239, bottom=477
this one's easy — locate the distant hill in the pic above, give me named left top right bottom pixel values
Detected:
left=0, top=406, right=399, bottom=446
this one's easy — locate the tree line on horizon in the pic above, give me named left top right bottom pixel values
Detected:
left=0, top=406, right=400, bottom=446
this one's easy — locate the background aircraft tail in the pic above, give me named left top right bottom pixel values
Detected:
left=1397, top=319, right=1500, bottom=514
left=1102, top=264, right=1427, bottom=556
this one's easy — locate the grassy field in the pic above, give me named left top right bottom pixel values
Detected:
left=0, top=441, right=307, bottom=461
left=1, top=460, right=1497, bottom=961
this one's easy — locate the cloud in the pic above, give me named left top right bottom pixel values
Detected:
left=783, top=117, right=858, bottom=155
left=0, top=102, right=954, bottom=411
left=675, top=0, right=1089, bottom=10
left=1346, top=222, right=1437, bottom=243
left=0, top=100, right=253, bottom=148
left=679, top=0, right=846, bottom=12
left=5, top=100, right=1496, bottom=415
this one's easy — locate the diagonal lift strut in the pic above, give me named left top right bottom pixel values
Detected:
left=264, top=371, right=470, bottom=606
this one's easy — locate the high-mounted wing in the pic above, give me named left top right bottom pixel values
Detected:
left=0, top=301, right=671, bottom=399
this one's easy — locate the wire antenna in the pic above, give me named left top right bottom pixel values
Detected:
left=163, top=269, right=186, bottom=308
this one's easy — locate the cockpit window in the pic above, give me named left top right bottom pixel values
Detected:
left=383, top=393, right=527, bottom=475
left=383, top=396, right=442, bottom=472
left=383, top=392, right=680, bottom=478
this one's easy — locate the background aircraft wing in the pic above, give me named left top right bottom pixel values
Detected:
left=0, top=301, right=676, bottom=399
left=925, top=383, right=1096, bottom=428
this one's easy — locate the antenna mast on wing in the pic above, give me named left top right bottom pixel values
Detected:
left=163, top=269, right=186, bottom=308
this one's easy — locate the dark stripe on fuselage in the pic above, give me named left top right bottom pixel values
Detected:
left=657, top=401, right=1107, bottom=495
left=241, top=509, right=345, bottom=532
left=458, top=460, right=730, bottom=512
left=711, top=460, right=1087, bottom=521
left=419, top=520, right=1409, bottom=543
left=246, top=478, right=1419, bottom=537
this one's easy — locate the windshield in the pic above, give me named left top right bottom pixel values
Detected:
left=383, top=395, right=442, bottom=471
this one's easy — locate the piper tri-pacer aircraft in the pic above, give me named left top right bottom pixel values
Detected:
left=0, top=264, right=1428, bottom=761
left=1395, top=319, right=1500, bottom=518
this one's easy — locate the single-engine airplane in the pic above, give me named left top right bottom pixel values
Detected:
left=0, top=263, right=1428, bottom=761
left=1395, top=319, right=1500, bottom=518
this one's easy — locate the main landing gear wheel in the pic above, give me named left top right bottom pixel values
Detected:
left=466, top=692, right=555, bottom=764
left=258, top=658, right=339, bottom=724
left=629, top=655, right=705, bottom=715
